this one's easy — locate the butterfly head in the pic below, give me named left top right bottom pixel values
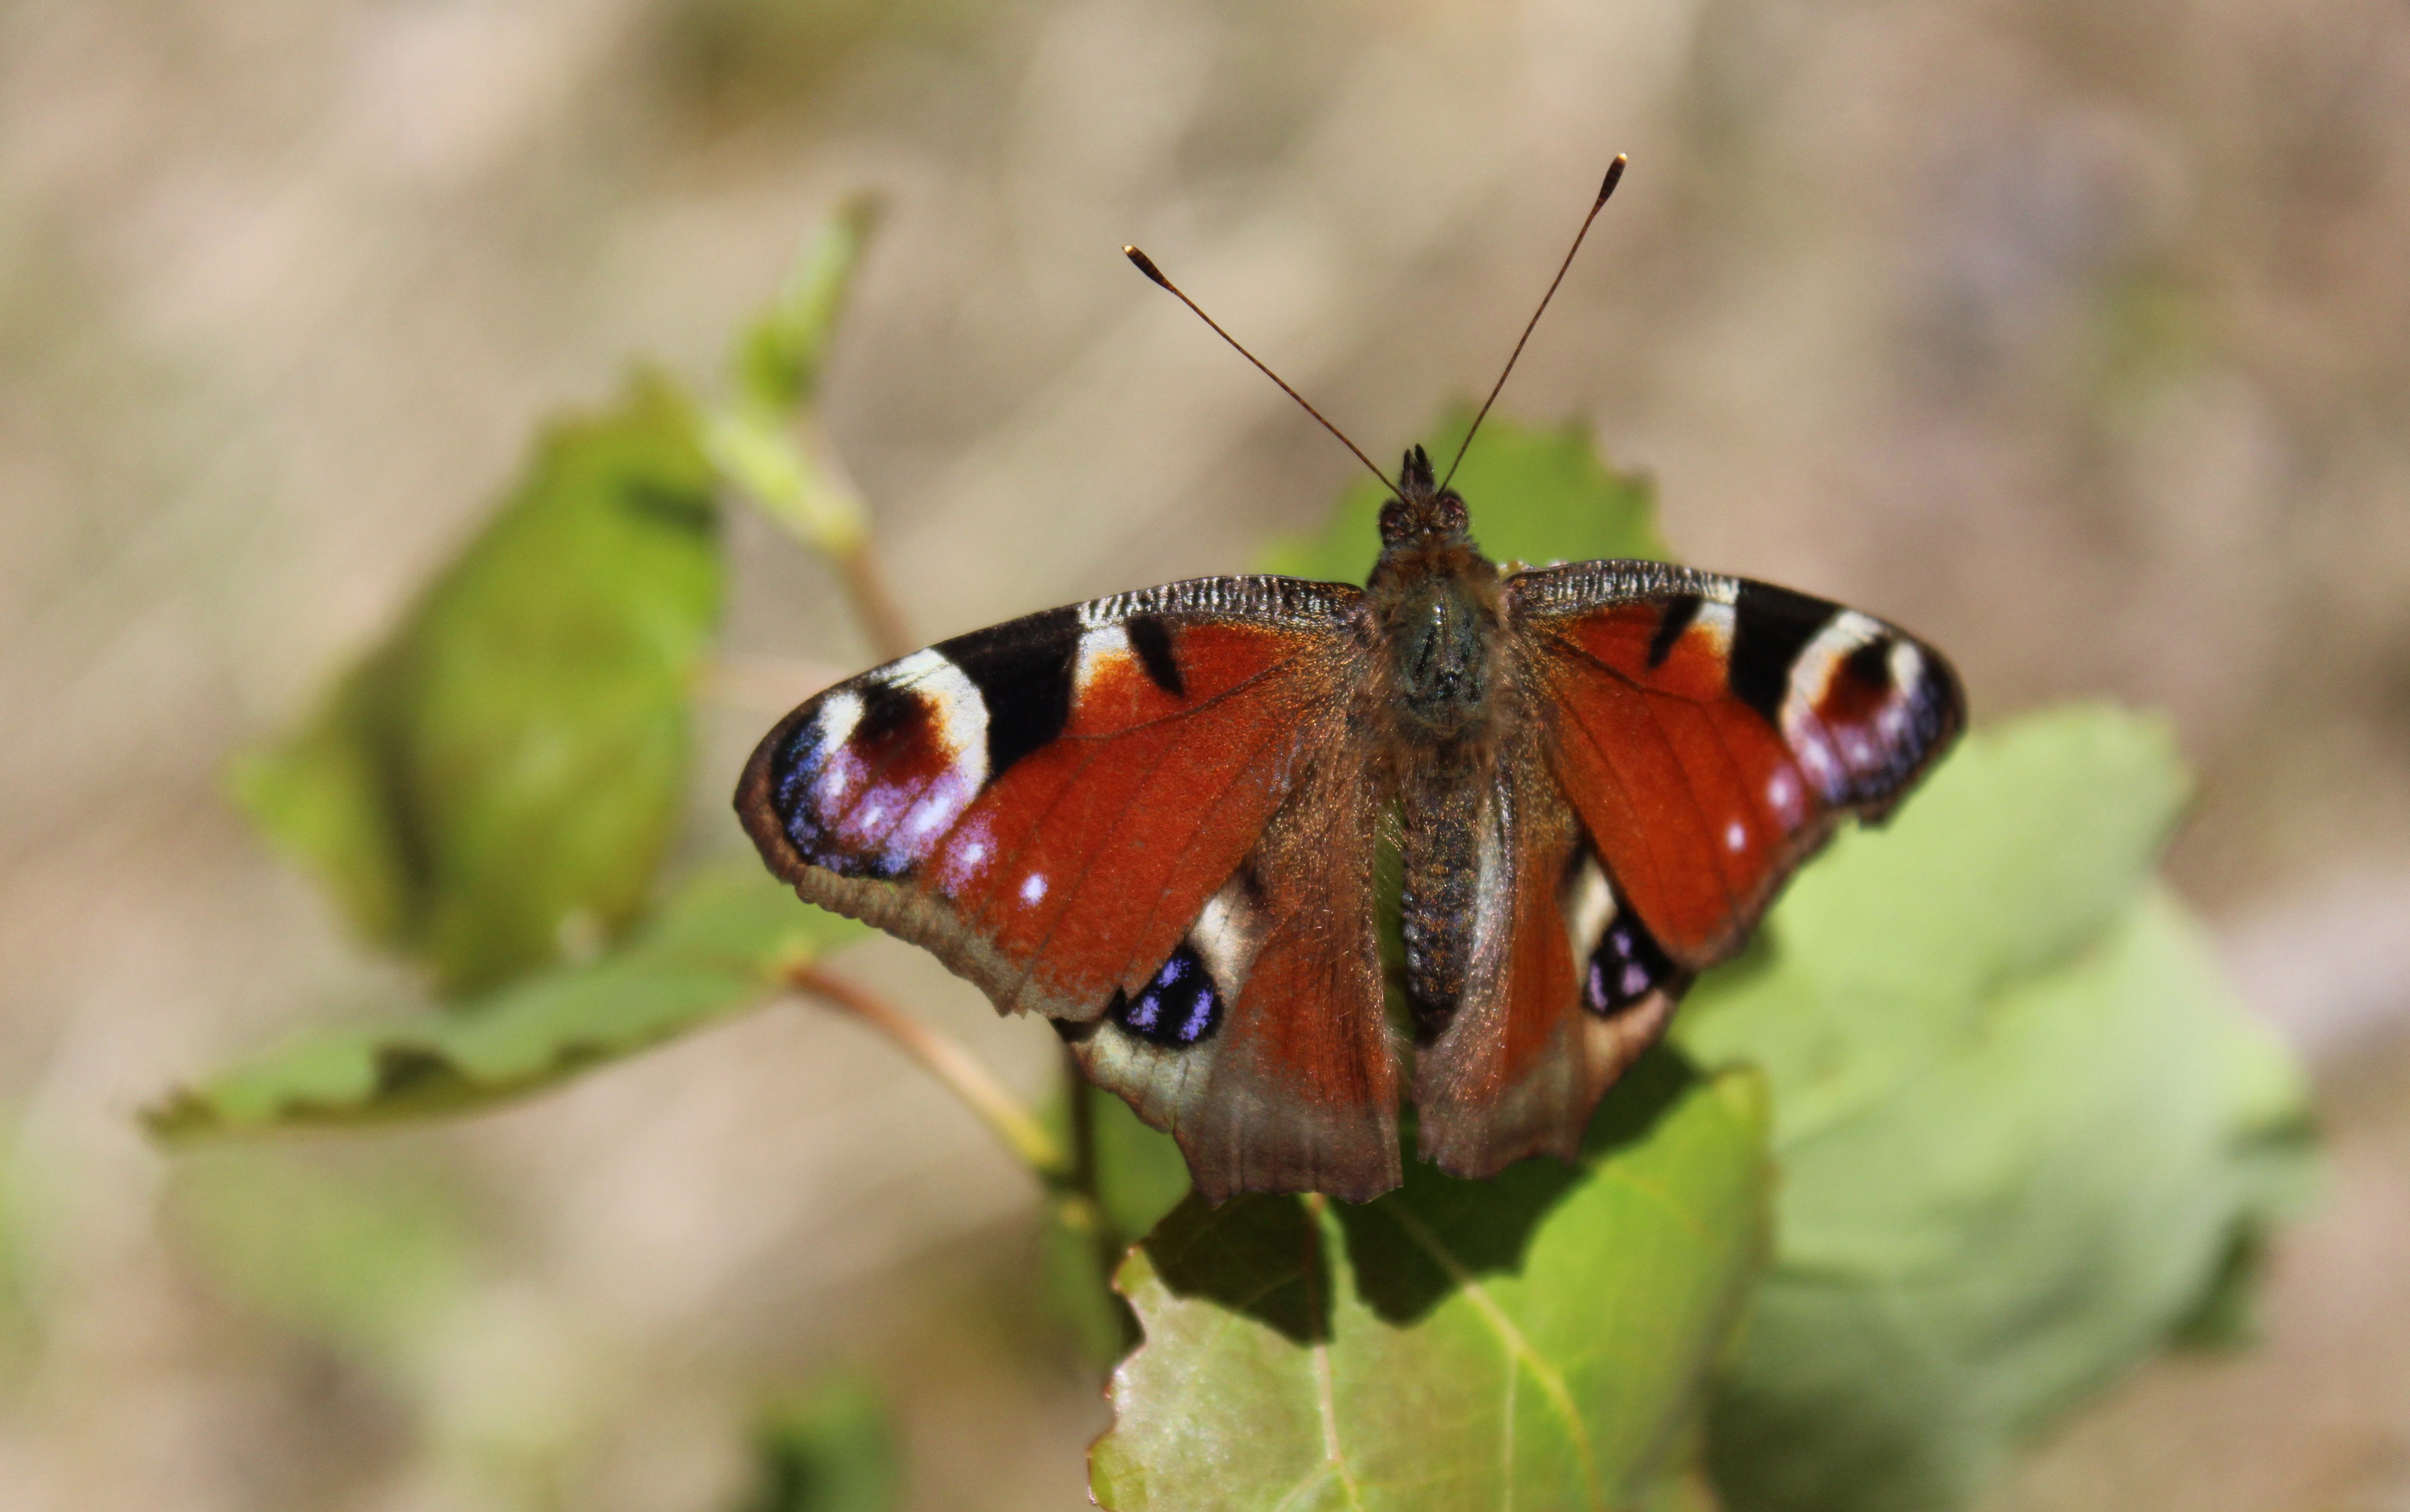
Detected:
left=1378, top=444, right=1472, bottom=551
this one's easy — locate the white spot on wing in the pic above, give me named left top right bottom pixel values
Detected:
left=1073, top=624, right=1136, bottom=703
left=1187, top=874, right=1265, bottom=990
left=934, top=818, right=995, bottom=895
left=1020, top=872, right=1048, bottom=906
left=1766, top=766, right=1805, bottom=830
left=1724, top=819, right=1747, bottom=853
left=806, top=690, right=867, bottom=805
left=1563, top=853, right=1618, bottom=960
left=1689, top=599, right=1737, bottom=656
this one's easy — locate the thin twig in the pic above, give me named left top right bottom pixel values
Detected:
left=786, top=964, right=1065, bottom=1178
left=831, top=542, right=916, bottom=665
left=789, top=415, right=915, bottom=662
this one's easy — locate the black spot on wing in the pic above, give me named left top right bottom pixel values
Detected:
left=1646, top=593, right=1701, bottom=669
left=1843, top=635, right=1895, bottom=692
left=937, top=605, right=1079, bottom=780
left=1729, top=580, right=1838, bottom=726
left=1108, top=940, right=1222, bottom=1048
left=1584, top=906, right=1683, bottom=1016
left=1125, top=614, right=1185, bottom=696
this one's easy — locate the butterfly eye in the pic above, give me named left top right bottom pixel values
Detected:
left=1436, top=494, right=1469, bottom=535
left=1377, top=499, right=1409, bottom=544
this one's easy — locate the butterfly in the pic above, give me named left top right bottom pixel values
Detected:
left=735, top=160, right=1963, bottom=1203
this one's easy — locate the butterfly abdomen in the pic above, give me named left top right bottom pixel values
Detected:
left=1397, top=775, right=1488, bottom=1035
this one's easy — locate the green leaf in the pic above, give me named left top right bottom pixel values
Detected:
left=1259, top=407, right=1668, bottom=585
left=1040, top=1088, right=1195, bottom=1365
left=1091, top=1053, right=1771, bottom=1512
left=168, top=1145, right=473, bottom=1367
left=1679, top=707, right=2195, bottom=1148
left=1678, top=709, right=2316, bottom=1512
left=233, top=371, right=723, bottom=997
left=711, top=199, right=880, bottom=557
left=733, top=1376, right=903, bottom=1512
left=736, top=195, right=880, bottom=416
left=144, top=866, right=864, bottom=1141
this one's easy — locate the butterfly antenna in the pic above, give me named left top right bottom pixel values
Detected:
left=1439, top=153, right=1628, bottom=493
left=1123, top=246, right=1397, bottom=495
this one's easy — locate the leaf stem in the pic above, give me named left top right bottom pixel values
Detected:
left=830, top=538, right=915, bottom=665
left=786, top=964, right=1065, bottom=1178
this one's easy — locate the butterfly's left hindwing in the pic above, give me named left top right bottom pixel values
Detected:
left=1064, top=724, right=1399, bottom=1203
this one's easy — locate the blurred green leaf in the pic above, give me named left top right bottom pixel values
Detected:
left=233, top=371, right=722, bottom=997
left=1091, top=1053, right=1770, bottom=1512
left=1678, top=710, right=2317, bottom=1512
left=169, top=1146, right=473, bottom=1366
left=1259, top=407, right=1667, bottom=584
left=710, top=198, right=880, bottom=559
left=146, top=866, right=864, bottom=1141
left=1041, top=1088, right=1194, bottom=1365
left=737, top=196, right=879, bottom=416
left=734, top=1376, right=902, bottom=1512
left=706, top=408, right=869, bottom=559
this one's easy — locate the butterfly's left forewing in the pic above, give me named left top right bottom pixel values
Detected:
left=1510, top=560, right=1964, bottom=969
left=738, top=577, right=1366, bottom=1023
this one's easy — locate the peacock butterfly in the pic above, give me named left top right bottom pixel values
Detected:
left=735, top=158, right=1963, bottom=1203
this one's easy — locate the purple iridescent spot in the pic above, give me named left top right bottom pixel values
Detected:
left=1109, top=941, right=1222, bottom=1049
left=1585, top=913, right=1674, bottom=1017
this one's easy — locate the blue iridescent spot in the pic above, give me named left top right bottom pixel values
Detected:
left=1584, top=912, right=1674, bottom=1016
left=1110, top=941, right=1222, bottom=1048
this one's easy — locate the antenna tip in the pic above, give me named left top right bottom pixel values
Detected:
left=1123, top=246, right=1171, bottom=288
left=1597, top=154, right=1629, bottom=205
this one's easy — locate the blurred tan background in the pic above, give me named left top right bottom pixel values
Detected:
left=3, top=0, right=2408, bottom=1508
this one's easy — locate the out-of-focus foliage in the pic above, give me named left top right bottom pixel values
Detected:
left=733, top=1377, right=903, bottom=1512
left=169, top=1146, right=473, bottom=1368
left=146, top=867, right=861, bottom=1140
left=1041, top=1088, right=1196, bottom=1365
left=735, top=196, right=881, bottom=416
left=1092, top=1054, right=1770, bottom=1512
left=708, top=202, right=879, bottom=559
left=170, top=205, right=885, bottom=1144
left=1679, top=709, right=2315, bottom=1512
left=1258, top=406, right=1667, bottom=584
left=231, top=373, right=722, bottom=997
